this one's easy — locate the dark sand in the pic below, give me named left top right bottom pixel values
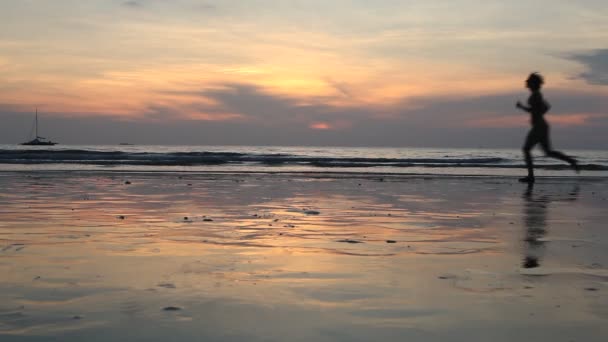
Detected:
left=0, top=172, right=607, bottom=341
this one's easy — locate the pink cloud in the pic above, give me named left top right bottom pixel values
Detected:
left=467, top=113, right=608, bottom=128
left=189, top=112, right=245, bottom=121
left=309, top=122, right=332, bottom=130
left=466, top=116, right=527, bottom=128
left=308, top=120, right=353, bottom=130
left=549, top=113, right=608, bottom=126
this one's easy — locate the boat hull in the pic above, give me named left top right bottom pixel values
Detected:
left=21, top=141, right=57, bottom=146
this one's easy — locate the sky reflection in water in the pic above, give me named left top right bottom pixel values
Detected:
left=0, top=173, right=606, bottom=341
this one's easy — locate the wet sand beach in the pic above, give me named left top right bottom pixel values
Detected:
left=1, top=172, right=607, bottom=341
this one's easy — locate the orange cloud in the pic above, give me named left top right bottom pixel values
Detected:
left=0, top=19, right=532, bottom=120
left=188, top=112, right=245, bottom=121
left=3, top=13, right=604, bottom=126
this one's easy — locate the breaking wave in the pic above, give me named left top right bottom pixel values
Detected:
left=0, top=149, right=606, bottom=170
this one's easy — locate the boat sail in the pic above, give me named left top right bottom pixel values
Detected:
left=21, top=109, right=57, bottom=146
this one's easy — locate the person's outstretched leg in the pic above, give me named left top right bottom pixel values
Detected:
left=539, top=128, right=579, bottom=173
left=545, top=150, right=579, bottom=172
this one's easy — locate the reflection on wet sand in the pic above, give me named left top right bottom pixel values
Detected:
left=522, top=183, right=580, bottom=269
left=522, top=183, right=548, bottom=269
left=0, top=173, right=606, bottom=341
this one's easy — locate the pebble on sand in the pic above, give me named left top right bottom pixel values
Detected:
left=386, top=240, right=397, bottom=243
left=203, top=218, right=213, bottom=222
left=438, top=275, right=456, bottom=280
left=337, top=239, right=363, bottom=244
left=304, top=210, right=320, bottom=215
left=124, top=181, right=131, bottom=185
left=163, top=306, right=182, bottom=311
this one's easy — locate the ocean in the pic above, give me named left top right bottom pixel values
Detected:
left=1, top=145, right=607, bottom=177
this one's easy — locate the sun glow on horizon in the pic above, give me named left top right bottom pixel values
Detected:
left=309, top=122, right=332, bottom=130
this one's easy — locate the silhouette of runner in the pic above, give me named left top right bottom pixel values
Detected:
left=516, top=73, right=579, bottom=183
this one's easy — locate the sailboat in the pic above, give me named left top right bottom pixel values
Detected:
left=21, top=109, right=57, bottom=146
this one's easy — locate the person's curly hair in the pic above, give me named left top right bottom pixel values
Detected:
left=527, top=72, right=544, bottom=88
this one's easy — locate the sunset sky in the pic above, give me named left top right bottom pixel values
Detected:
left=1, top=0, right=607, bottom=147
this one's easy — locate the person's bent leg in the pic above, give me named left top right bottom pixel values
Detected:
left=520, top=130, right=537, bottom=182
left=521, top=147, right=535, bottom=182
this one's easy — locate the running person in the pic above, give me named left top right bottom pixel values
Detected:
left=516, top=72, right=579, bottom=183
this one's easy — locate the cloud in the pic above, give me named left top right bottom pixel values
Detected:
left=466, top=116, right=527, bottom=128
left=162, top=83, right=370, bottom=129
left=2, top=82, right=608, bottom=148
left=549, top=113, right=608, bottom=126
left=467, top=113, right=608, bottom=128
left=122, top=1, right=216, bottom=11
left=569, top=49, right=608, bottom=85
left=324, top=78, right=353, bottom=98
left=141, top=103, right=243, bottom=122
left=122, top=1, right=142, bottom=8
left=309, top=122, right=332, bottom=130
left=399, top=88, right=608, bottom=127
left=160, top=82, right=608, bottom=134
